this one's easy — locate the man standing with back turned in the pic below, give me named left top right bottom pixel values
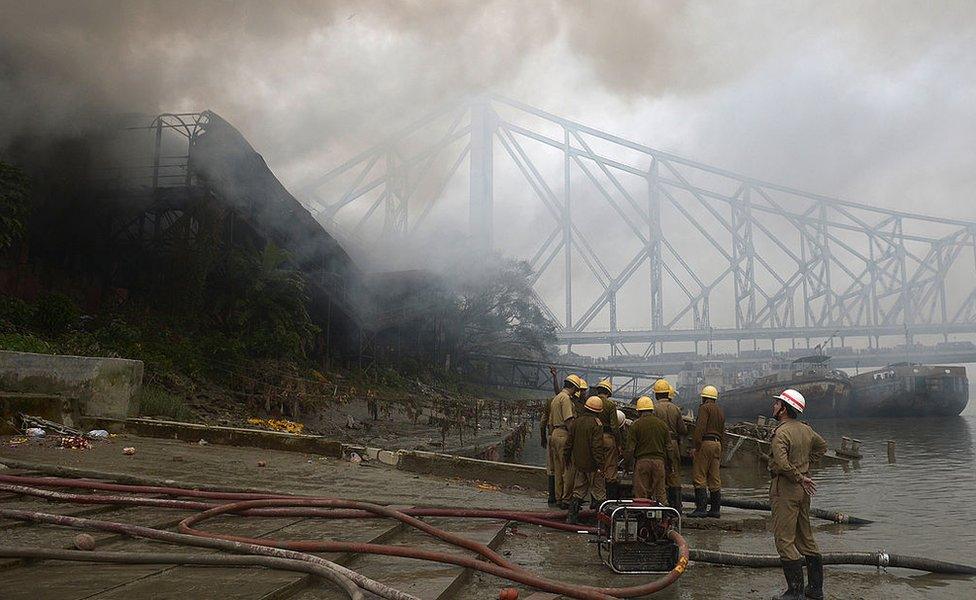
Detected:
left=768, top=388, right=827, bottom=600
left=688, top=385, right=725, bottom=518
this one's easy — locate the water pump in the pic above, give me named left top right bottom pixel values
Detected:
left=595, top=499, right=681, bottom=573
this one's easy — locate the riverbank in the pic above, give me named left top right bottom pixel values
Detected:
left=2, top=434, right=970, bottom=599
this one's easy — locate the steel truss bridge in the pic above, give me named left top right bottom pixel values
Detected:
left=299, top=95, right=976, bottom=356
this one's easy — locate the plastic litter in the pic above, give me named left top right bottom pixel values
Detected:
left=26, top=428, right=45, bottom=438
left=86, top=430, right=109, bottom=439
left=122, top=447, right=136, bottom=455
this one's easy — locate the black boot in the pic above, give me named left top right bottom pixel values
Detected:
left=772, top=559, right=805, bottom=600
left=667, top=487, right=683, bottom=515
left=606, top=481, right=618, bottom=501
left=547, top=475, right=557, bottom=506
left=687, top=487, right=709, bottom=517
left=803, top=554, right=824, bottom=599
left=566, top=498, right=581, bottom=525
left=706, top=489, right=722, bottom=518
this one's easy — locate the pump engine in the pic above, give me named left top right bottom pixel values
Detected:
left=595, top=499, right=681, bottom=573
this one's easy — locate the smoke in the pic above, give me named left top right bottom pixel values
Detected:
left=2, top=1, right=974, bottom=345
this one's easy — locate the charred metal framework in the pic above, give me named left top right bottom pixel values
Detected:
left=300, top=96, right=976, bottom=354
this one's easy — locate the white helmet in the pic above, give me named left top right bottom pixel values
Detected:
left=774, top=389, right=806, bottom=413
left=615, top=409, right=626, bottom=428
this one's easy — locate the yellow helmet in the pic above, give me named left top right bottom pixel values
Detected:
left=668, top=383, right=677, bottom=400
left=584, top=395, right=604, bottom=413
left=635, top=396, right=655, bottom=411
left=577, top=378, right=588, bottom=392
left=564, top=374, right=583, bottom=390
left=595, top=378, right=613, bottom=396
left=700, top=385, right=719, bottom=400
left=652, top=378, right=671, bottom=395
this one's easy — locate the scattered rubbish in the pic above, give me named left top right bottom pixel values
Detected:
left=7, top=437, right=28, bottom=446
left=477, top=482, right=501, bottom=492
left=59, top=436, right=92, bottom=450
left=246, top=417, right=305, bottom=434
left=25, top=428, right=45, bottom=438
left=348, top=452, right=362, bottom=464
left=257, top=460, right=268, bottom=467
left=345, top=416, right=360, bottom=429
left=73, top=533, right=96, bottom=551
left=86, top=430, right=110, bottom=440
left=123, top=447, right=136, bottom=455
left=498, top=587, right=519, bottom=600
left=198, top=439, right=209, bottom=446
left=20, top=414, right=81, bottom=436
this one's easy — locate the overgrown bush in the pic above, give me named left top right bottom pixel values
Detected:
left=138, top=386, right=194, bottom=421
left=32, top=292, right=80, bottom=335
left=0, top=295, right=34, bottom=332
left=0, top=332, right=53, bottom=354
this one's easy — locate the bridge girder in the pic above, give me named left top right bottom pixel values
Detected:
left=299, top=95, right=976, bottom=351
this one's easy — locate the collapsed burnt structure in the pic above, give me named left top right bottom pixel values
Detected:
left=4, top=111, right=416, bottom=365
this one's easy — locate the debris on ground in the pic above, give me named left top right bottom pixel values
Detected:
left=59, top=436, right=92, bottom=450
left=25, top=428, right=45, bottom=438
left=246, top=417, right=305, bottom=434
left=73, top=533, right=96, bottom=551
left=122, top=447, right=136, bottom=455
left=86, top=429, right=110, bottom=439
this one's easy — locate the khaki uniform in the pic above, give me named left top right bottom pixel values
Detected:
left=547, top=391, right=575, bottom=502
left=654, top=399, right=687, bottom=487
left=692, top=401, right=725, bottom=491
left=598, top=397, right=619, bottom=482
left=627, top=412, right=673, bottom=504
left=564, top=412, right=606, bottom=502
left=769, top=419, right=828, bottom=561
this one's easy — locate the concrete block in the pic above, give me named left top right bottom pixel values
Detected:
left=0, top=350, right=143, bottom=419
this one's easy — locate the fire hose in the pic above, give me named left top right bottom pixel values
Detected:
left=679, top=490, right=873, bottom=524
left=0, top=479, right=688, bottom=600
left=1, top=474, right=972, bottom=598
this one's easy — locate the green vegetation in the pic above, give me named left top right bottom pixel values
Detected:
left=137, top=385, right=193, bottom=421
left=0, top=161, right=30, bottom=250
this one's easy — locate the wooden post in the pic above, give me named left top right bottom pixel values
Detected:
left=887, top=440, right=896, bottom=464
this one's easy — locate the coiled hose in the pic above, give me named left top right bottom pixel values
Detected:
left=0, top=479, right=688, bottom=600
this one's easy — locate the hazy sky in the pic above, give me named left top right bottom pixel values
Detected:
left=2, top=1, right=974, bottom=344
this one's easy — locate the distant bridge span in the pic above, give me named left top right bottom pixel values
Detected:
left=300, top=95, right=976, bottom=355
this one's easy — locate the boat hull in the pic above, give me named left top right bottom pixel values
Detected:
left=849, top=365, right=969, bottom=417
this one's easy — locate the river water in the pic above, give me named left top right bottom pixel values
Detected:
left=518, top=372, right=976, bottom=588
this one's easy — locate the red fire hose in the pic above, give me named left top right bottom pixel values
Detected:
left=0, top=476, right=687, bottom=599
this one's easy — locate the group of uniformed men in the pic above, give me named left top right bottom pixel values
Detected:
left=541, top=374, right=828, bottom=600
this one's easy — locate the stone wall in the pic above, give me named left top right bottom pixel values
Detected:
left=0, top=350, right=143, bottom=419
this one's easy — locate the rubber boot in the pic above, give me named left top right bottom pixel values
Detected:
left=706, top=489, right=722, bottom=518
left=668, top=487, right=683, bottom=515
left=687, top=487, right=709, bottom=518
left=803, top=554, right=824, bottom=600
left=566, top=498, right=581, bottom=525
left=547, top=475, right=557, bottom=506
left=772, top=559, right=805, bottom=600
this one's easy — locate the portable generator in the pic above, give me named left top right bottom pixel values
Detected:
left=595, top=500, right=681, bottom=573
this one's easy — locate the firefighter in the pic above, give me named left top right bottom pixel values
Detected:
left=560, top=377, right=586, bottom=507
left=627, top=396, right=672, bottom=505
left=688, top=384, right=725, bottom=518
left=563, top=395, right=606, bottom=524
left=593, top=379, right=621, bottom=503
left=769, top=389, right=827, bottom=600
left=545, top=374, right=584, bottom=509
left=650, top=379, right=688, bottom=514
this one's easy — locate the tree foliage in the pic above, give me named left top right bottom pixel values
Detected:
left=443, top=258, right=556, bottom=361
left=0, top=161, right=30, bottom=250
left=205, top=242, right=319, bottom=361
